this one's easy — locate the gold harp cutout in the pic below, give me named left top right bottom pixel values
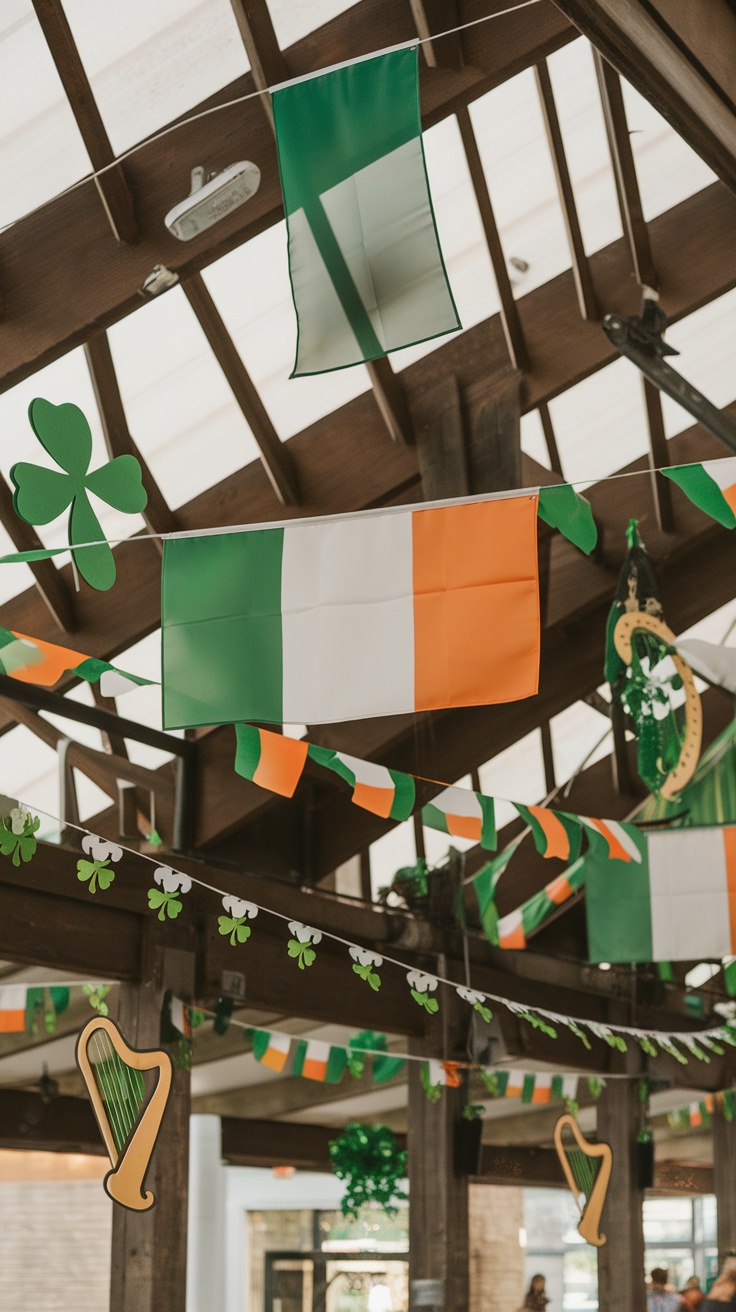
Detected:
left=554, top=1113, right=612, bottom=1247
left=76, top=1015, right=173, bottom=1212
left=613, top=610, right=702, bottom=799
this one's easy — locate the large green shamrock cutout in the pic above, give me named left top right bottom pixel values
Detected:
left=10, top=398, right=148, bottom=591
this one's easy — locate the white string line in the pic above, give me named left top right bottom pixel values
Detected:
left=0, top=0, right=543, bottom=239
left=0, top=978, right=114, bottom=989
left=0, top=459, right=725, bottom=561
left=16, top=800, right=733, bottom=1048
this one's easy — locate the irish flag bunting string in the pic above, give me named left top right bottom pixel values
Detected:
left=1, top=799, right=734, bottom=1065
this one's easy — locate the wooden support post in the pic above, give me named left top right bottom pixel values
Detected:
left=713, top=1105, right=736, bottom=1257
left=408, top=987, right=470, bottom=1310
left=366, top=357, right=415, bottom=445
left=593, top=51, right=657, bottom=291
left=535, top=59, right=598, bottom=322
left=596, top=1079, right=646, bottom=1312
left=642, top=378, right=675, bottom=533
left=110, top=946, right=195, bottom=1312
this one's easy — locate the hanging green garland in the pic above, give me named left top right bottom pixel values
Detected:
left=329, top=1123, right=407, bottom=1219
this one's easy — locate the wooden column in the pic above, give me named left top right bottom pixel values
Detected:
left=110, top=946, right=195, bottom=1312
left=713, top=1106, right=736, bottom=1257
left=408, top=986, right=471, bottom=1311
left=596, top=1080, right=646, bottom=1312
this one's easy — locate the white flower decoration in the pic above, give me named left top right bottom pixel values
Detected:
left=222, top=894, right=258, bottom=919
left=154, top=865, right=192, bottom=895
left=456, top=985, right=486, bottom=1007
left=288, top=921, right=322, bottom=945
left=82, top=834, right=123, bottom=863
left=9, top=805, right=29, bottom=835
left=349, top=946, right=383, bottom=968
left=407, top=970, right=438, bottom=994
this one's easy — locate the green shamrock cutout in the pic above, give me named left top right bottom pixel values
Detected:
left=407, top=970, right=439, bottom=1014
left=0, top=807, right=40, bottom=865
left=410, top=988, right=439, bottom=1014
left=456, top=985, right=492, bottom=1024
left=287, top=921, right=321, bottom=969
left=349, top=946, right=382, bottom=991
left=83, top=984, right=110, bottom=1016
left=11, top=398, right=148, bottom=591
left=147, top=865, right=191, bottom=921
left=288, top=939, right=316, bottom=969
left=77, top=858, right=115, bottom=894
left=218, top=895, right=258, bottom=947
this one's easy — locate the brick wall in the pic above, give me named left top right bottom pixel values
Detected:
left=0, top=1179, right=112, bottom=1311
left=470, top=1184, right=526, bottom=1312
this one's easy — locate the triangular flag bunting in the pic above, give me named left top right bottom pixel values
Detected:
left=537, top=484, right=597, bottom=554
left=662, top=458, right=736, bottom=529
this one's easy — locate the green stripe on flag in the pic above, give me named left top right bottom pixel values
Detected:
left=662, top=463, right=736, bottom=529
left=518, top=857, right=587, bottom=939
left=75, top=657, right=153, bottom=690
left=473, top=841, right=521, bottom=944
left=521, top=1074, right=535, bottom=1104
left=272, top=47, right=460, bottom=377
left=584, top=828, right=652, bottom=961
left=292, top=1040, right=347, bottom=1084
left=162, top=530, right=285, bottom=729
left=389, top=769, right=416, bottom=821
left=538, top=484, right=598, bottom=554
left=234, top=723, right=262, bottom=781
left=422, top=802, right=451, bottom=835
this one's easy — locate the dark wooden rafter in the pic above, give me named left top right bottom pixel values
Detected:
left=84, top=331, right=178, bottom=546
left=366, top=358, right=415, bottom=445
left=182, top=272, right=299, bottom=505
left=552, top=0, right=736, bottom=194
left=410, top=0, right=464, bottom=69
left=0, top=2, right=577, bottom=395
left=535, top=58, right=598, bottom=321
left=0, top=477, right=73, bottom=631
left=228, top=0, right=288, bottom=130
left=455, top=106, right=528, bottom=370
left=593, top=51, right=657, bottom=290
left=537, top=400, right=563, bottom=475
left=642, top=376, right=675, bottom=533
left=30, top=0, right=137, bottom=244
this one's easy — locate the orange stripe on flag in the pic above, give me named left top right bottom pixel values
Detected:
left=446, top=814, right=482, bottom=842
left=302, top=1056, right=328, bottom=1081
left=532, top=1084, right=551, bottom=1105
left=528, top=806, right=570, bottom=859
left=723, top=484, right=736, bottom=517
left=253, top=731, right=308, bottom=797
left=545, top=874, right=573, bottom=905
left=591, top=819, right=631, bottom=863
left=353, top=781, right=394, bottom=818
left=723, top=826, right=736, bottom=953
left=705, top=1095, right=715, bottom=1113
left=0, top=1010, right=25, bottom=1033
left=9, top=631, right=88, bottom=687
left=498, top=910, right=526, bottom=950
left=260, top=1047, right=288, bottom=1073
left=412, top=497, right=540, bottom=712
left=506, top=1078, right=524, bottom=1098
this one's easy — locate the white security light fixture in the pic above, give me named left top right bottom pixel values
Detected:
left=165, top=162, right=261, bottom=241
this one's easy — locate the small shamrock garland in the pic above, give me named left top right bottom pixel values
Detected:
left=76, top=835, right=123, bottom=894
left=218, top=894, right=258, bottom=946
left=147, top=866, right=191, bottom=920
left=456, top=985, right=492, bottom=1024
left=407, top=969, right=439, bottom=1014
left=83, top=983, right=111, bottom=1016
left=11, top=398, right=148, bottom=591
left=0, top=805, right=40, bottom=866
left=349, top=946, right=382, bottom=991
left=287, top=921, right=321, bottom=969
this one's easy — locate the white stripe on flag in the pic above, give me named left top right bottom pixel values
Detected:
left=99, top=669, right=139, bottom=698
left=281, top=515, right=414, bottom=723
left=497, top=907, right=523, bottom=944
left=649, top=828, right=733, bottom=961
left=432, top=786, right=482, bottom=820
left=170, top=996, right=186, bottom=1034
left=428, top=1059, right=447, bottom=1086
left=702, top=457, right=736, bottom=494
left=0, top=985, right=27, bottom=1011
left=561, top=1074, right=579, bottom=1100
left=334, top=753, right=395, bottom=791
left=606, top=820, right=643, bottom=863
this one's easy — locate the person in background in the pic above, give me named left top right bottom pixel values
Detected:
left=522, top=1274, right=550, bottom=1312
left=647, top=1267, right=682, bottom=1312
left=701, top=1257, right=736, bottom=1312
left=681, top=1276, right=705, bottom=1312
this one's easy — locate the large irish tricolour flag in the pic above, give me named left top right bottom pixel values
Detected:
left=586, top=825, right=736, bottom=962
left=161, top=494, right=540, bottom=728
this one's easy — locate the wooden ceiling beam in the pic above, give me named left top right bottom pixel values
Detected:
left=30, top=0, right=137, bottom=244
left=0, top=1, right=575, bottom=392
left=84, top=332, right=178, bottom=543
left=593, top=51, right=657, bottom=291
left=0, top=477, right=73, bottom=631
left=0, top=180, right=732, bottom=710
left=410, top=0, right=464, bottom=69
left=228, top=0, right=288, bottom=131
left=552, top=0, right=736, bottom=192
left=183, top=273, right=300, bottom=505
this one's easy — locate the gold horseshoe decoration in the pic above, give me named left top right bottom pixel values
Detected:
left=612, top=611, right=702, bottom=800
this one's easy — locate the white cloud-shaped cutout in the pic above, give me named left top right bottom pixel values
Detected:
left=221, top=894, right=258, bottom=919
left=154, top=865, right=192, bottom=895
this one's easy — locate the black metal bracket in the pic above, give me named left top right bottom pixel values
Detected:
left=602, top=297, right=736, bottom=455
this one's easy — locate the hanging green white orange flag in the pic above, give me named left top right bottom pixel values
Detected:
left=422, top=785, right=496, bottom=849
left=0, top=627, right=152, bottom=696
left=292, top=1038, right=347, bottom=1083
left=234, top=724, right=309, bottom=797
left=251, top=1029, right=292, bottom=1072
left=161, top=493, right=540, bottom=728
left=662, top=458, right=736, bottom=528
left=308, top=745, right=415, bottom=820
left=514, top=803, right=581, bottom=861
left=272, top=47, right=460, bottom=375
